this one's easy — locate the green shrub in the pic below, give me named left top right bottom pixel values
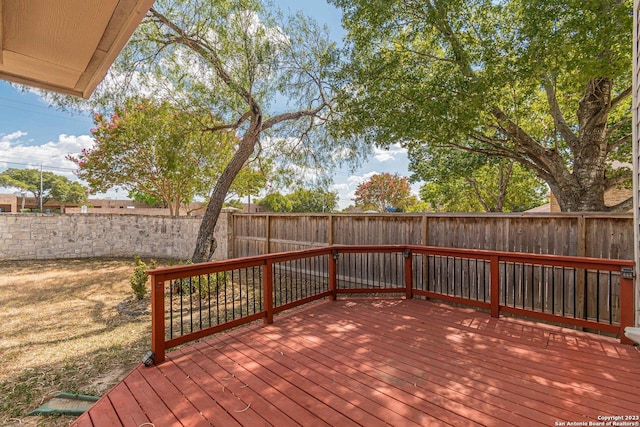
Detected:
left=171, top=259, right=227, bottom=299
left=130, top=255, right=156, bottom=300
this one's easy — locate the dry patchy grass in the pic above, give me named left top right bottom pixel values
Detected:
left=0, top=258, right=153, bottom=426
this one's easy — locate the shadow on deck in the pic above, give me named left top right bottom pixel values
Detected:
left=73, top=298, right=640, bottom=426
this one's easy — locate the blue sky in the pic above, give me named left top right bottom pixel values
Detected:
left=0, top=1, right=418, bottom=209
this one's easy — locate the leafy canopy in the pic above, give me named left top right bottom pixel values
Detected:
left=0, top=168, right=87, bottom=208
left=330, top=0, right=632, bottom=212
left=354, top=173, right=419, bottom=212
left=68, top=98, right=269, bottom=216
left=258, top=188, right=338, bottom=213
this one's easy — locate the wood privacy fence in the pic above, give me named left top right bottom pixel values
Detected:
left=230, top=213, right=634, bottom=260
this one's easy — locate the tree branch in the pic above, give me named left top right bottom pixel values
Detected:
left=149, top=8, right=260, bottom=112
left=605, top=196, right=633, bottom=212
left=466, top=177, right=492, bottom=212
left=543, top=76, right=580, bottom=149
left=203, top=111, right=251, bottom=133
left=606, top=117, right=631, bottom=139
left=607, top=134, right=632, bottom=151
left=262, top=103, right=328, bottom=130
left=610, top=86, right=632, bottom=110
left=604, top=173, right=632, bottom=190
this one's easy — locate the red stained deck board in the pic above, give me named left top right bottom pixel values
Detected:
left=333, top=301, right=640, bottom=416
left=193, top=342, right=331, bottom=427
left=230, top=332, right=428, bottom=427
left=256, top=319, right=542, bottom=427
left=107, top=382, right=150, bottom=426
left=86, top=396, right=121, bottom=426
left=179, top=346, right=302, bottom=427
left=398, top=299, right=640, bottom=369
left=75, top=298, right=640, bottom=426
left=155, top=355, right=246, bottom=426
left=238, top=328, right=479, bottom=426
left=122, top=368, right=183, bottom=426
left=70, top=412, right=99, bottom=427
left=342, top=301, right=640, bottom=392
left=391, top=302, right=640, bottom=403
left=218, top=335, right=366, bottom=427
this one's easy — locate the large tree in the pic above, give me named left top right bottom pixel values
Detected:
left=88, top=0, right=360, bottom=261
left=0, top=168, right=87, bottom=209
left=331, top=0, right=632, bottom=212
left=411, top=148, right=547, bottom=212
left=354, top=173, right=419, bottom=212
left=68, top=98, right=267, bottom=216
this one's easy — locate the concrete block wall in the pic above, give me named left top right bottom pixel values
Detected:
left=0, top=211, right=232, bottom=261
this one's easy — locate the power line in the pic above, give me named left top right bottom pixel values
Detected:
left=0, top=159, right=76, bottom=172
left=0, top=102, right=92, bottom=125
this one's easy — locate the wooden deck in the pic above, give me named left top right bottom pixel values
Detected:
left=73, top=298, right=640, bottom=426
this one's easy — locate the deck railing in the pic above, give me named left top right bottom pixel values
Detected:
left=148, top=245, right=635, bottom=363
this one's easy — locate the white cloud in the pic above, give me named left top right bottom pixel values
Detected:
left=0, top=133, right=94, bottom=182
left=330, top=183, right=349, bottom=191
left=1, top=131, right=28, bottom=142
left=373, top=144, right=407, bottom=162
left=346, top=171, right=378, bottom=186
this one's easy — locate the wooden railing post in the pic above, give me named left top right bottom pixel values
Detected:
left=620, top=270, right=635, bottom=345
left=490, top=255, right=500, bottom=318
left=150, top=273, right=166, bottom=364
left=404, top=249, right=414, bottom=300
left=264, top=260, right=274, bottom=324
left=329, top=250, right=337, bottom=301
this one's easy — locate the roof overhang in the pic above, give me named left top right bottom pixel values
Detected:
left=0, top=0, right=154, bottom=99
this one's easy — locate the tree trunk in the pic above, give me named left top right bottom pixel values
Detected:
left=191, top=112, right=262, bottom=262
left=498, top=78, right=615, bottom=212
left=552, top=78, right=611, bottom=212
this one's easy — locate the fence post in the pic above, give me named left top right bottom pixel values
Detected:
left=328, top=215, right=334, bottom=245
left=329, top=250, right=337, bottom=301
left=620, top=271, right=635, bottom=345
left=490, top=255, right=500, bottom=318
left=150, top=273, right=166, bottom=364
left=404, top=249, right=414, bottom=299
left=264, top=260, right=274, bottom=324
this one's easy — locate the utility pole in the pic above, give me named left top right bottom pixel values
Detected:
left=39, top=163, right=43, bottom=212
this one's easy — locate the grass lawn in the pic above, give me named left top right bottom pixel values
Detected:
left=0, top=258, right=154, bottom=426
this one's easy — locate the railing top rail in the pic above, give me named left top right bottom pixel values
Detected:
left=404, top=245, right=635, bottom=270
left=328, top=245, right=634, bottom=269
left=147, top=246, right=333, bottom=279
left=147, top=244, right=634, bottom=280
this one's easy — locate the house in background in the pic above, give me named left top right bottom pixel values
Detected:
left=0, top=193, right=16, bottom=213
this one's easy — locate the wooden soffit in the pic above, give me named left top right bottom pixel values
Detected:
left=0, top=0, right=154, bottom=98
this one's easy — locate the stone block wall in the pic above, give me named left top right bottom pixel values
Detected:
left=0, top=211, right=233, bottom=261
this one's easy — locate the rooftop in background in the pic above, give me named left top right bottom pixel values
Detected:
left=0, top=0, right=154, bottom=98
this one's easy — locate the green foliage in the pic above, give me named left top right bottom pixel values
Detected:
left=129, top=191, right=165, bottom=208
left=67, top=98, right=270, bottom=216
left=411, top=149, right=547, bottom=212
left=354, top=173, right=419, bottom=212
left=288, top=188, right=338, bottom=213
left=130, top=255, right=156, bottom=301
left=55, top=0, right=368, bottom=261
left=83, top=0, right=366, bottom=188
left=224, top=199, right=244, bottom=210
left=172, top=260, right=227, bottom=299
left=258, top=188, right=338, bottom=213
left=0, top=168, right=87, bottom=208
left=258, top=193, right=293, bottom=212
left=330, top=0, right=632, bottom=211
